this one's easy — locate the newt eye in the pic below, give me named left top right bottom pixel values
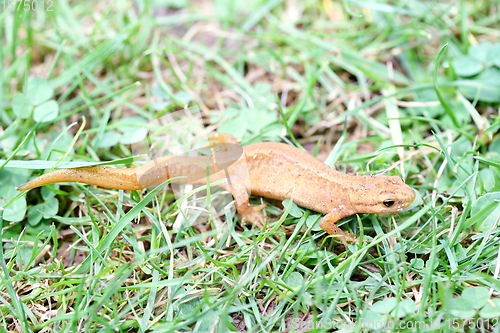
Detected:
left=383, top=200, right=395, bottom=207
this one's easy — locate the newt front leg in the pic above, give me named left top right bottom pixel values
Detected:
left=319, top=209, right=359, bottom=246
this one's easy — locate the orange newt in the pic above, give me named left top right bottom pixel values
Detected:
left=17, top=133, right=416, bottom=244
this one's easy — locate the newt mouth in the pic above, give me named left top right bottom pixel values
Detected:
left=396, top=186, right=416, bottom=211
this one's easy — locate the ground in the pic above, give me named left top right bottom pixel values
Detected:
left=1, top=0, right=500, bottom=332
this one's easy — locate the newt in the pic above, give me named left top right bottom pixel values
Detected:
left=17, top=133, right=416, bottom=245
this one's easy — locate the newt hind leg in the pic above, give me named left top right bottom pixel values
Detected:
left=217, top=182, right=268, bottom=228
left=238, top=202, right=267, bottom=227
left=207, top=133, right=269, bottom=229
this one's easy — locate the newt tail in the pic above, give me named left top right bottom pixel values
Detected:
left=17, top=166, right=143, bottom=191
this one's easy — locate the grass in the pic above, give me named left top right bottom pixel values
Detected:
left=1, top=0, right=500, bottom=332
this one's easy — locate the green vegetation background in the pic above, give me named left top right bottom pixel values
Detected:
left=1, top=0, right=500, bottom=332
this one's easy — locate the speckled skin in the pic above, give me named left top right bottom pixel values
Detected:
left=17, top=137, right=415, bottom=244
left=241, top=142, right=415, bottom=243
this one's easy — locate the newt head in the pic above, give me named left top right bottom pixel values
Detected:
left=348, top=175, right=416, bottom=215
